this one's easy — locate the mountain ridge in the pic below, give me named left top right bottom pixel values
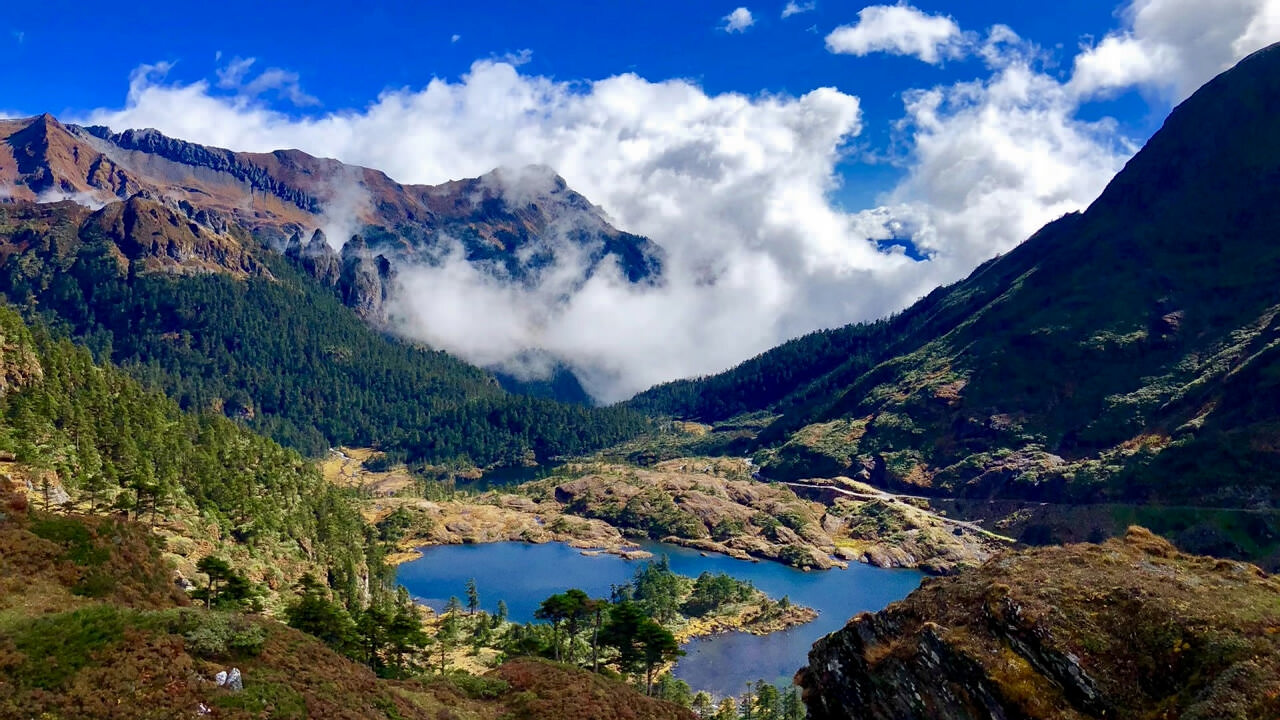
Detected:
left=1, top=113, right=663, bottom=314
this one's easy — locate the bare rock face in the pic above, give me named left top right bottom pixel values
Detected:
left=798, top=528, right=1280, bottom=720
left=286, top=229, right=341, bottom=287
left=84, top=193, right=261, bottom=277
left=339, top=235, right=396, bottom=321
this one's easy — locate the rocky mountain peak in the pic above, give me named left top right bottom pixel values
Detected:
left=285, top=228, right=340, bottom=286
left=339, top=234, right=395, bottom=321
left=82, top=192, right=262, bottom=277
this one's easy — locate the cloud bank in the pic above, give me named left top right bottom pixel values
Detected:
left=76, top=0, right=1280, bottom=402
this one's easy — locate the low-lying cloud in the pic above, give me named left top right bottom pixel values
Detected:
left=73, top=0, right=1280, bottom=402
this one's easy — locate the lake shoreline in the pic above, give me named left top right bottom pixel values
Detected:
left=397, top=540, right=924, bottom=697
left=401, top=539, right=821, bottom=642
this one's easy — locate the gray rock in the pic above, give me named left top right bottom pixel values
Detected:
left=215, top=667, right=243, bottom=692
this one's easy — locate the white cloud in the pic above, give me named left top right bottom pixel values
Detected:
left=451, top=34, right=461, bottom=43
left=216, top=56, right=256, bottom=88
left=80, top=0, right=1255, bottom=402
left=1070, top=0, right=1280, bottom=101
left=215, top=55, right=319, bottom=107
left=782, top=1, right=815, bottom=19
left=723, top=7, right=755, bottom=33
left=826, top=3, right=964, bottom=64
left=35, top=188, right=107, bottom=210
left=883, top=63, right=1135, bottom=267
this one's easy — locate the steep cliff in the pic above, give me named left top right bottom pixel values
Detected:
left=798, top=528, right=1280, bottom=720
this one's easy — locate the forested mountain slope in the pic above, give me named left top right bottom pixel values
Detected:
left=0, top=302, right=371, bottom=604
left=631, top=42, right=1280, bottom=510
left=0, top=198, right=649, bottom=466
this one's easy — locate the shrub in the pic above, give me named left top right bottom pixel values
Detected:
left=711, top=517, right=745, bottom=541
left=29, top=516, right=109, bottom=567
left=163, top=609, right=267, bottom=659
left=8, top=605, right=130, bottom=689
left=446, top=670, right=510, bottom=699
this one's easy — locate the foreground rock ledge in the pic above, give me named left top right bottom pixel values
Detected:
left=797, top=527, right=1280, bottom=720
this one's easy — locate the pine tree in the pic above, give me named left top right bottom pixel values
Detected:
left=284, top=574, right=358, bottom=657
left=638, top=621, right=681, bottom=696
left=465, top=578, right=479, bottom=615
left=195, top=556, right=234, bottom=609
left=437, top=609, right=462, bottom=674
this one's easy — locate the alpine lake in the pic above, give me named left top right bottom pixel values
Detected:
left=397, top=539, right=923, bottom=697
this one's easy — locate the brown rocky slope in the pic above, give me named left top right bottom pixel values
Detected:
left=798, top=527, right=1280, bottom=720
left=0, top=114, right=661, bottom=318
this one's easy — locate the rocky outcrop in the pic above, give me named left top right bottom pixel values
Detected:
left=798, top=528, right=1280, bottom=720
left=533, top=460, right=1000, bottom=572
left=285, top=229, right=341, bottom=286
left=84, top=193, right=262, bottom=277
left=339, top=235, right=396, bottom=321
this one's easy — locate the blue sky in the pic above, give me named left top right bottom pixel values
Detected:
left=2, top=1, right=1278, bottom=398
left=0, top=1, right=1167, bottom=211
left=4, top=1, right=1149, bottom=158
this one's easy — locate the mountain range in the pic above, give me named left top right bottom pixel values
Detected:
left=1, top=113, right=661, bottom=323
left=0, top=122, right=655, bottom=465
left=5, top=42, right=1280, bottom=527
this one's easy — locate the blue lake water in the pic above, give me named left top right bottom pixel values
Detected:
left=397, top=541, right=922, bottom=697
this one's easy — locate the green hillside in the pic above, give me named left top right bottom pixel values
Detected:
left=629, top=44, right=1280, bottom=513
left=0, top=302, right=372, bottom=604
